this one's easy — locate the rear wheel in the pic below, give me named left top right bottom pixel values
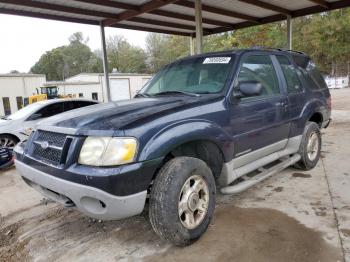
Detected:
left=294, top=121, right=321, bottom=170
left=0, top=134, right=19, bottom=149
left=149, top=156, right=215, bottom=246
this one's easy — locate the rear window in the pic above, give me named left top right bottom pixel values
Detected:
left=292, top=55, right=327, bottom=90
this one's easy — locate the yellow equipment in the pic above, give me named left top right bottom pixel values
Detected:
left=28, top=93, right=47, bottom=104
left=28, top=86, right=58, bottom=104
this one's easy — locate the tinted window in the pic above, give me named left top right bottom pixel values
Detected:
left=64, top=101, right=96, bottom=111
left=292, top=55, right=327, bottom=90
left=306, top=61, right=328, bottom=89
left=36, top=102, right=64, bottom=118
left=235, top=55, right=280, bottom=100
left=276, top=55, right=302, bottom=93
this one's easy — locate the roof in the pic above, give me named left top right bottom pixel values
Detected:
left=0, top=0, right=349, bottom=36
left=0, top=73, right=46, bottom=78
left=44, top=81, right=100, bottom=86
left=36, top=98, right=98, bottom=105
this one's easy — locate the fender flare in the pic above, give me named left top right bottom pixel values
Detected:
left=138, top=119, right=234, bottom=162
left=299, top=98, right=324, bottom=125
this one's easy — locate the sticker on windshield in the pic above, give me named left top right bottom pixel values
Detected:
left=203, top=57, right=231, bottom=64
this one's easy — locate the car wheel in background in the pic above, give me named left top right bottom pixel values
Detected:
left=0, top=134, right=19, bottom=149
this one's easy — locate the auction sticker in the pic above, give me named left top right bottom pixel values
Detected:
left=203, top=57, right=231, bottom=64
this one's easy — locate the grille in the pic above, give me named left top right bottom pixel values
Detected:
left=30, top=130, right=68, bottom=165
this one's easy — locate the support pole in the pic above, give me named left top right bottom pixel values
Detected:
left=286, top=15, right=292, bottom=50
left=190, top=36, right=195, bottom=55
left=100, top=22, right=111, bottom=102
left=194, top=0, right=203, bottom=54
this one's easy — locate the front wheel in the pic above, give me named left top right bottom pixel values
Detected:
left=149, top=156, right=216, bottom=246
left=0, top=134, right=19, bottom=149
left=294, top=121, right=321, bottom=170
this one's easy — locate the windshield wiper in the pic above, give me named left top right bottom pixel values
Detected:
left=134, top=93, right=151, bottom=98
left=151, top=91, right=200, bottom=97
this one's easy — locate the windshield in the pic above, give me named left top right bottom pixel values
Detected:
left=42, top=87, right=58, bottom=97
left=141, top=55, right=235, bottom=96
left=5, top=102, right=43, bottom=120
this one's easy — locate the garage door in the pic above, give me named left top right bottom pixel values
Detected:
left=110, top=79, right=130, bottom=101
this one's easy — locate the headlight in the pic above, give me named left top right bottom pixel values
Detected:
left=78, top=137, right=137, bottom=166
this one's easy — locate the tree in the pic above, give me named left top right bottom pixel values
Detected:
left=31, top=32, right=101, bottom=80
left=146, top=33, right=189, bottom=73
left=107, top=35, right=147, bottom=73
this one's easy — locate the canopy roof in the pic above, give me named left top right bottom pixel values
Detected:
left=0, top=0, right=349, bottom=36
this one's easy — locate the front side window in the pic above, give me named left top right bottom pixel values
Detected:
left=142, top=56, right=235, bottom=95
left=235, top=55, right=280, bottom=100
left=276, top=55, right=302, bottom=93
left=35, top=102, right=64, bottom=119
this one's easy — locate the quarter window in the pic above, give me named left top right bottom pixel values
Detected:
left=276, top=56, right=302, bottom=93
left=235, top=55, right=280, bottom=100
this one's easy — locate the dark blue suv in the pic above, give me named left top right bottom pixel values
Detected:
left=15, top=49, right=331, bottom=246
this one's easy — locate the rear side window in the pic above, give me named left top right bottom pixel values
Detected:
left=292, top=55, right=327, bottom=90
left=236, top=55, right=280, bottom=99
left=276, top=55, right=302, bottom=93
left=306, top=61, right=328, bottom=89
left=64, top=101, right=96, bottom=111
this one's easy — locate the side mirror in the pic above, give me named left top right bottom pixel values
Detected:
left=234, top=81, right=262, bottom=98
left=27, top=113, right=42, bottom=121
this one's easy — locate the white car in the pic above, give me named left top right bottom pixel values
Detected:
left=0, top=99, right=98, bottom=148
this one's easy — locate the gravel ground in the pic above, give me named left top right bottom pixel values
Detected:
left=0, top=88, right=349, bottom=262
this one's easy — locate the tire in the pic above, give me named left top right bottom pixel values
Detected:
left=0, top=134, right=19, bottom=149
left=294, top=121, right=321, bottom=170
left=149, top=156, right=216, bottom=246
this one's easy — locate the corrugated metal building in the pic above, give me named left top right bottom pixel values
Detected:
left=44, top=73, right=152, bottom=102
left=0, top=74, right=46, bottom=116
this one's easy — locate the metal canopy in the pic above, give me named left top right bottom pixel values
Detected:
left=0, top=0, right=349, bottom=37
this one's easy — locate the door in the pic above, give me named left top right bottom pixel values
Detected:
left=110, top=79, right=130, bottom=101
left=228, top=54, right=290, bottom=163
left=275, top=55, right=305, bottom=132
left=24, top=102, right=64, bottom=130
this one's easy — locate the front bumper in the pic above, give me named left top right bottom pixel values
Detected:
left=16, top=160, right=147, bottom=220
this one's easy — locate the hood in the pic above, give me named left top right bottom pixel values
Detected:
left=37, top=96, right=219, bottom=133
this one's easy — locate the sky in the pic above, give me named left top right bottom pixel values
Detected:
left=0, top=14, right=148, bottom=74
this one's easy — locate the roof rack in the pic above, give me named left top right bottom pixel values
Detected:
left=250, top=47, right=308, bottom=56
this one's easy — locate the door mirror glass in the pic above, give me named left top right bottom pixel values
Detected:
left=235, top=81, right=262, bottom=98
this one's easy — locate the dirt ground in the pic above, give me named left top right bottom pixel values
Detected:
left=1, top=89, right=350, bottom=262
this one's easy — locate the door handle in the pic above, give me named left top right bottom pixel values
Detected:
left=275, top=101, right=288, bottom=109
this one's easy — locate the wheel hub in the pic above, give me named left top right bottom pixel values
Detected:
left=188, top=193, right=200, bottom=212
left=178, top=175, right=209, bottom=230
left=307, top=131, right=319, bottom=161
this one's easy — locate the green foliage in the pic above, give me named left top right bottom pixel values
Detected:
left=146, top=34, right=189, bottom=72
left=31, top=32, right=101, bottom=81
left=107, top=35, right=147, bottom=73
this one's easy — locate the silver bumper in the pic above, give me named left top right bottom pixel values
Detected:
left=15, top=160, right=147, bottom=220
